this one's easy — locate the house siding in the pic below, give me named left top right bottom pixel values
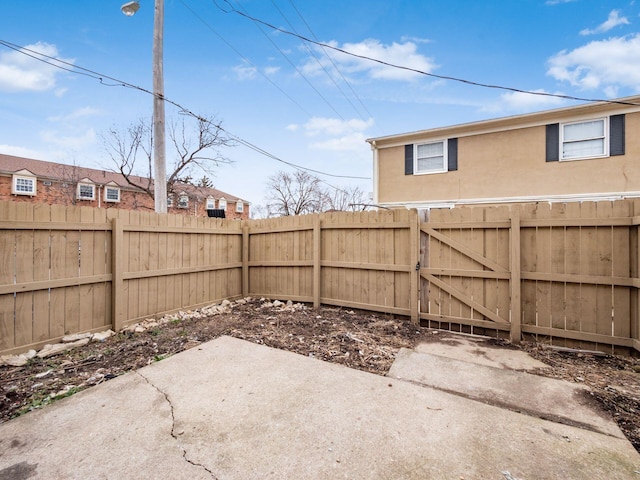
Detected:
left=374, top=108, right=640, bottom=207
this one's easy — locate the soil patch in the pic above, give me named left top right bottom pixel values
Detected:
left=1, top=299, right=639, bottom=452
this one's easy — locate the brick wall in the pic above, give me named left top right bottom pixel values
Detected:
left=0, top=175, right=250, bottom=219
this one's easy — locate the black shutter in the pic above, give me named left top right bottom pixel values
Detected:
left=447, top=138, right=458, bottom=171
left=404, top=144, right=413, bottom=175
left=610, top=114, right=625, bottom=156
left=546, top=124, right=559, bottom=162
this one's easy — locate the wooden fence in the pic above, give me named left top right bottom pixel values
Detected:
left=1, top=200, right=639, bottom=355
left=0, top=202, right=242, bottom=355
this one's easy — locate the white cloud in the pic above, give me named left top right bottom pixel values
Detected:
left=264, top=66, right=280, bottom=76
left=547, top=34, right=640, bottom=94
left=482, top=89, right=566, bottom=113
left=580, top=10, right=630, bottom=35
left=0, top=144, right=46, bottom=159
left=288, top=117, right=374, bottom=153
left=303, top=117, right=374, bottom=137
left=545, top=0, right=576, bottom=5
left=303, top=39, right=437, bottom=82
left=0, top=42, right=74, bottom=92
left=310, top=132, right=368, bottom=152
left=41, top=128, right=97, bottom=149
left=233, top=63, right=257, bottom=81
left=48, top=107, right=101, bottom=122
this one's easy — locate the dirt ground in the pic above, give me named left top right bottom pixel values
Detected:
left=1, top=298, right=639, bottom=453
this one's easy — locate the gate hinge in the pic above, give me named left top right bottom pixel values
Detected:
left=415, top=262, right=420, bottom=271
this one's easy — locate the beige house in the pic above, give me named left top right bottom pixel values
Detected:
left=367, top=94, right=640, bottom=209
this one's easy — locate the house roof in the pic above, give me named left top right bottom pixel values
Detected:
left=0, top=154, right=247, bottom=203
left=366, top=94, right=640, bottom=147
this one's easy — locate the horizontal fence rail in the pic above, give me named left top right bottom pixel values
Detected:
left=1, top=200, right=639, bottom=355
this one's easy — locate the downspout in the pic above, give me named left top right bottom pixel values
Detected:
left=98, top=185, right=102, bottom=208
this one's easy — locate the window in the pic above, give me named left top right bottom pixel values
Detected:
left=219, top=198, right=227, bottom=210
left=405, top=139, right=457, bottom=175
left=236, top=201, right=244, bottom=213
left=104, top=186, right=120, bottom=202
left=12, top=174, right=36, bottom=196
left=547, top=115, right=625, bottom=162
left=206, top=197, right=215, bottom=210
left=167, top=195, right=174, bottom=208
left=77, top=183, right=95, bottom=200
left=415, top=141, right=446, bottom=174
left=561, top=118, right=606, bottom=160
left=178, top=193, right=189, bottom=209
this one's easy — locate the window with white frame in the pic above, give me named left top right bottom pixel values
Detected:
left=12, top=174, right=37, bottom=196
left=218, top=197, right=227, bottom=210
left=104, top=186, right=120, bottom=202
left=561, top=118, right=606, bottom=160
left=415, top=141, right=447, bottom=174
left=178, top=193, right=189, bottom=208
left=206, top=196, right=215, bottom=210
left=77, top=182, right=95, bottom=200
left=236, top=201, right=244, bottom=213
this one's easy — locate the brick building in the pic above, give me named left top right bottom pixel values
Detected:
left=0, top=154, right=250, bottom=219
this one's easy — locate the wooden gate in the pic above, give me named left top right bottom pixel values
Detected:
left=417, top=201, right=640, bottom=353
left=418, top=206, right=520, bottom=342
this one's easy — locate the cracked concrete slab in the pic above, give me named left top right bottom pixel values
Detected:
left=388, top=347, right=622, bottom=438
left=0, top=372, right=213, bottom=480
left=0, top=336, right=638, bottom=479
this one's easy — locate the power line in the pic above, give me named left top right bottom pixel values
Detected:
left=230, top=0, right=346, bottom=120
left=217, top=2, right=640, bottom=107
left=286, top=0, right=372, bottom=119
left=179, top=0, right=313, bottom=117
left=0, top=39, right=370, bottom=183
left=268, top=0, right=369, bottom=121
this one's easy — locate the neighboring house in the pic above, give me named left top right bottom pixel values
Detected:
left=0, top=154, right=250, bottom=220
left=366, top=94, right=640, bottom=209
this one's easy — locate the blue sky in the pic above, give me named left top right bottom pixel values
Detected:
left=1, top=0, right=639, bottom=212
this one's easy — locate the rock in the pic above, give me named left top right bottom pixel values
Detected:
left=61, top=332, right=93, bottom=343
left=273, top=300, right=284, bottom=308
left=25, top=350, right=37, bottom=359
left=221, top=299, right=232, bottom=307
left=37, top=338, right=90, bottom=358
left=1, top=354, right=29, bottom=367
left=35, top=369, right=53, bottom=379
left=91, top=330, right=115, bottom=342
left=244, top=297, right=252, bottom=302
left=286, top=300, right=293, bottom=307
left=236, top=298, right=247, bottom=305
left=134, top=326, right=145, bottom=333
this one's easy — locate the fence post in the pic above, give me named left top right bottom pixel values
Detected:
left=631, top=204, right=640, bottom=353
left=410, top=209, right=420, bottom=325
left=242, top=222, right=249, bottom=298
left=313, top=215, right=321, bottom=308
left=111, top=217, right=125, bottom=332
left=509, top=207, right=522, bottom=344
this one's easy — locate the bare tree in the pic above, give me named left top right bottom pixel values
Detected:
left=263, top=170, right=369, bottom=217
left=265, top=170, right=324, bottom=216
left=102, top=119, right=153, bottom=196
left=323, top=184, right=368, bottom=212
left=101, top=115, right=233, bottom=198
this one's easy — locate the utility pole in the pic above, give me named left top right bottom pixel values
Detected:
left=152, top=0, right=167, bottom=213
left=122, top=0, right=167, bottom=214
